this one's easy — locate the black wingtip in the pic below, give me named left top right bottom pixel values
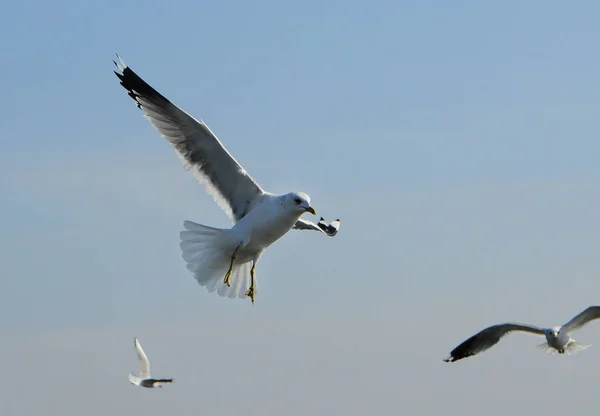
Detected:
left=443, top=353, right=468, bottom=363
left=317, top=220, right=339, bottom=237
left=113, top=59, right=172, bottom=110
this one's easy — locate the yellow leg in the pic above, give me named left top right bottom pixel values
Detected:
left=223, top=245, right=240, bottom=287
left=245, top=263, right=256, bottom=304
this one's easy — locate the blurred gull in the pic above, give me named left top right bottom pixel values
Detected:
left=128, top=337, right=173, bottom=388
left=445, top=306, right=600, bottom=362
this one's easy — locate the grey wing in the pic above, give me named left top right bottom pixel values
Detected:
left=444, top=323, right=546, bottom=362
left=293, top=218, right=340, bottom=237
left=134, top=337, right=151, bottom=379
left=114, top=55, right=265, bottom=223
left=561, top=306, right=600, bottom=333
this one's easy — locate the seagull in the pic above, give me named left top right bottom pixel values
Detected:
left=444, top=306, right=600, bottom=362
left=113, top=55, right=340, bottom=304
left=128, top=337, right=173, bottom=388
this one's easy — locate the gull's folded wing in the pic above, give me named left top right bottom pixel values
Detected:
left=293, top=218, right=340, bottom=237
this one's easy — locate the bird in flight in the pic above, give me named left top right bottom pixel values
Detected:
left=113, top=55, right=340, bottom=304
left=444, top=306, right=600, bottom=362
left=128, top=337, right=173, bottom=388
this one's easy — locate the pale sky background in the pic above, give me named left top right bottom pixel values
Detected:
left=2, top=0, right=600, bottom=414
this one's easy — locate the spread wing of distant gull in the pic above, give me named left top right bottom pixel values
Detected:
left=444, top=306, right=600, bottom=362
left=444, top=324, right=545, bottom=363
left=113, top=55, right=341, bottom=304
left=128, top=338, right=173, bottom=388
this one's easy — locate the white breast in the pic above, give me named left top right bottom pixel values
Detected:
left=230, top=197, right=300, bottom=259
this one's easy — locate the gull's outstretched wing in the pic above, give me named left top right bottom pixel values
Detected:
left=113, top=55, right=265, bottom=223
left=444, top=323, right=546, bottom=362
left=562, top=306, right=600, bottom=333
left=293, top=218, right=340, bottom=237
left=134, top=337, right=151, bottom=379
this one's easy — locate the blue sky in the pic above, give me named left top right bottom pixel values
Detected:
left=2, top=0, right=600, bottom=414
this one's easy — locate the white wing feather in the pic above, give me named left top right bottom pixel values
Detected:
left=114, top=55, right=265, bottom=223
left=562, top=306, right=600, bottom=333
left=134, top=337, right=151, bottom=379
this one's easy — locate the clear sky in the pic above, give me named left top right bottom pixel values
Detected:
left=2, top=0, right=600, bottom=414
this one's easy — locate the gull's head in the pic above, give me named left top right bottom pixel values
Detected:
left=285, top=192, right=316, bottom=215
left=545, top=327, right=560, bottom=338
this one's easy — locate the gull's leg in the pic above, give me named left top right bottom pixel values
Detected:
left=224, top=244, right=241, bottom=287
left=245, top=262, right=256, bottom=304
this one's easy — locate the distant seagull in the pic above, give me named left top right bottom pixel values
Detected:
left=128, top=338, right=173, bottom=388
left=444, top=306, right=600, bottom=362
left=113, top=55, right=340, bottom=304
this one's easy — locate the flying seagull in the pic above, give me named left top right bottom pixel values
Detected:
left=444, top=306, right=600, bottom=362
left=128, top=337, right=173, bottom=388
left=113, top=55, right=340, bottom=304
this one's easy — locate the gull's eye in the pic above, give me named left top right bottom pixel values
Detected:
left=294, top=198, right=301, bottom=204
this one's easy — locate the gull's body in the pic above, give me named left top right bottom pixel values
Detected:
left=129, top=338, right=173, bottom=388
left=113, top=55, right=340, bottom=304
left=225, top=193, right=302, bottom=263
left=444, top=306, right=600, bottom=362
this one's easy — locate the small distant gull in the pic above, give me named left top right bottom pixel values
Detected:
left=128, top=338, right=173, bottom=388
left=444, top=306, right=600, bottom=362
left=113, top=55, right=340, bottom=304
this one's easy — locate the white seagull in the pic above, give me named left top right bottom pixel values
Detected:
left=128, top=337, right=173, bottom=388
left=113, top=55, right=340, bottom=304
left=444, top=306, right=600, bottom=362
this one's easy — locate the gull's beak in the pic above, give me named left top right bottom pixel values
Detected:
left=305, top=206, right=317, bottom=215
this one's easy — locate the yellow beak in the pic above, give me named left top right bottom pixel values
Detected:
left=305, top=206, right=317, bottom=215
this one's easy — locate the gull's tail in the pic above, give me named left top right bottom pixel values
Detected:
left=565, top=341, right=590, bottom=355
left=536, top=341, right=591, bottom=355
left=128, top=373, right=143, bottom=386
left=537, top=342, right=558, bottom=355
left=179, top=221, right=253, bottom=299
